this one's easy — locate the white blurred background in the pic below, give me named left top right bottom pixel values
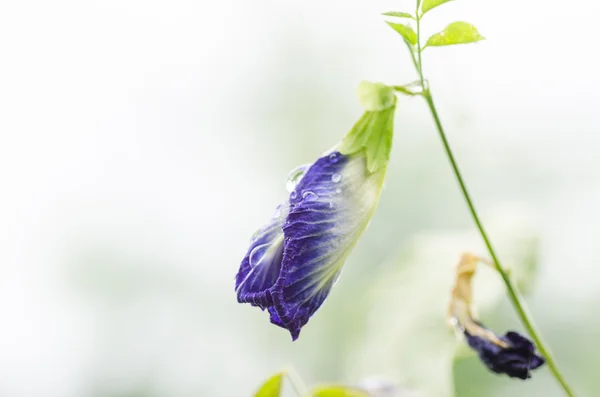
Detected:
left=1, top=0, right=599, bottom=396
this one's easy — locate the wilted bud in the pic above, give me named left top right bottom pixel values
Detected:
left=447, top=253, right=545, bottom=379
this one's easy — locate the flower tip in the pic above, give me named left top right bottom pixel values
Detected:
left=290, top=329, right=300, bottom=341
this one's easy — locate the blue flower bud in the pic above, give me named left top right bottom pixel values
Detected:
left=236, top=150, right=387, bottom=340
left=236, top=82, right=396, bottom=340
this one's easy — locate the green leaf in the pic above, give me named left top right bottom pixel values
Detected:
left=385, top=22, right=417, bottom=45
left=425, top=22, right=485, bottom=47
left=312, top=385, right=369, bottom=397
left=382, top=11, right=414, bottom=19
left=254, top=372, right=283, bottom=397
left=421, top=0, right=454, bottom=16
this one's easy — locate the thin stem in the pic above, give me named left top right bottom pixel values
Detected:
left=412, top=9, right=576, bottom=397
left=415, top=5, right=425, bottom=86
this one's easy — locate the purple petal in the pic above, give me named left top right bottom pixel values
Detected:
left=271, top=151, right=386, bottom=339
left=235, top=204, right=289, bottom=309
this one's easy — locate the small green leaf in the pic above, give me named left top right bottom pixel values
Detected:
left=425, top=22, right=485, bottom=47
left=385, top=22, right=417, bottom=45
left=421, top=0, right=454, bottom=16
left=382, top=11, right=414, bottom=19
left=312, top=385, right=369, bottom=397
left=254, top=372, right=283, bottom=397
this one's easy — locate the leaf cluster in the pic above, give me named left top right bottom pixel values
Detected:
left=383, top=0, right=484, bottom=52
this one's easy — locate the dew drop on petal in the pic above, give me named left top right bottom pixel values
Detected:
left=331, top=173, right=342, bottom=183
left=328, top=152, right=339, bottom=163
left=302, top=191, right=318, bottom=201
left=335, top=188, right=342, bottom=194
left=290, top=191, right=297, bottom=200
left=286, top=164, right=310, bottom=192
left=287, top=265, right=298, bottom=274
left=272, top=207, right=282, bottom=219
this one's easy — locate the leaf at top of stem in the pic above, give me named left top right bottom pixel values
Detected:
left=382, top=11, right=415, bottom=19
left=385, top=21, right=417, bottom=45
left=424, top=21, right=485, bottom=48
left=254, top=372, right=284, bottom=397
left=421, top=0, right=454, bottom=16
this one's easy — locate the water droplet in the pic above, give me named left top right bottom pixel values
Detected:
left=329, top=202, right=334, bottom=208
left=328, top=152, right=339, bottom=163
left=302, top=191, right=318, bottom=201
left=290, top=191, right=297, bottom=199
left=331, top=173, right=342, bottom=183
left=287, top=265, right=298, bottom=274
left=249, top=243, right=270, bottom=267
left=272, top=207, right=282, bottom=218
left=286, top=164, right=310, bottom=192
left=335, top=188, right=342, bottom=194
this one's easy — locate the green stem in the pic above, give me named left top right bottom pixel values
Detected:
left=411, top=10, right=576, bottom=397
left=415, top=6, right=425, bottom=87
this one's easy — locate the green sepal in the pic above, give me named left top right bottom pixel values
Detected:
left=356, top=81, right=395, bottom=111
left=339, top=82, right=396, bottom=174
left=253, top=372, right=284, bottom=397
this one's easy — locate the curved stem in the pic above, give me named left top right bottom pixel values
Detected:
left=411, top=9, right=576, bottom=397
